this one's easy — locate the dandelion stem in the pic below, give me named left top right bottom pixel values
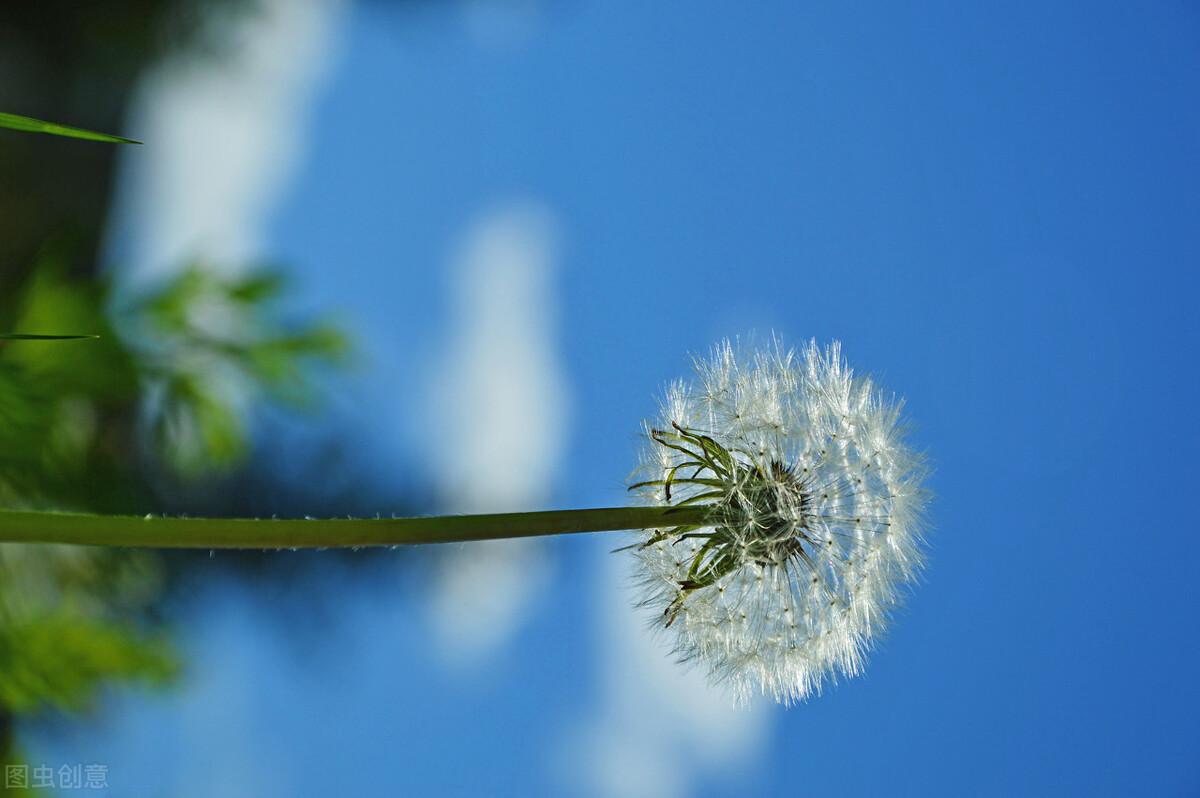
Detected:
left=0, top=506, right=712, bottom=550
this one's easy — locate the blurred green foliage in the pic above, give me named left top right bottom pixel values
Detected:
left=0, top=0, right=352, bottom=773
left=0, top=546, right=174, bottom=715
left=0, top=250, right=346, bottom=762
left=128, top=268, right=348, bottom=476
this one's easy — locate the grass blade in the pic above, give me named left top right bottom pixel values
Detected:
left=0, top=111, right=140, bottom=144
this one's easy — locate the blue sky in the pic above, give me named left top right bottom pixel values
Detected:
left=37, top=1, right=1200, bottom=795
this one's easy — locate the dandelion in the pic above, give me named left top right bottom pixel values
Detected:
left=627, top=339, right=928, bottom=703
left=0, top=336, right=927, bottom=704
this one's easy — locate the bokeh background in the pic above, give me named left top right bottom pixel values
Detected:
left=2, top=1, right=1198, bottom=795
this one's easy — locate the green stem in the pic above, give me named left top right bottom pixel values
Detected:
left=0, top=506, right=712, bottom=550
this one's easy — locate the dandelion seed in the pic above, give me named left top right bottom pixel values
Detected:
left=628, top=338, right=929, bottom=704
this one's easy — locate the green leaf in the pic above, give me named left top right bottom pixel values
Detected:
left=0, top=333, right=98, bottom=340
left=0, top=111, right=140, bottom=144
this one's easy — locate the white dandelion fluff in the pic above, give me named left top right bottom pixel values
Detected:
left=628, top=338, right=928, bottom=704
left=0, top=330, right=928, bottom=708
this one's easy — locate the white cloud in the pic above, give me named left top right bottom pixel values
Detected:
left=104, top=0, right=347, bottom=284
left=425, top=201, right=568, bottom=665
left=563, top=549, right=773, bottom=798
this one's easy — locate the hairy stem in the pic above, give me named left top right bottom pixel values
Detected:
left=0, top=506, right=712, bottom=549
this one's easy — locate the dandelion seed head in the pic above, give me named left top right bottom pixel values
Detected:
left=629, top=338, right=928, bottom=704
